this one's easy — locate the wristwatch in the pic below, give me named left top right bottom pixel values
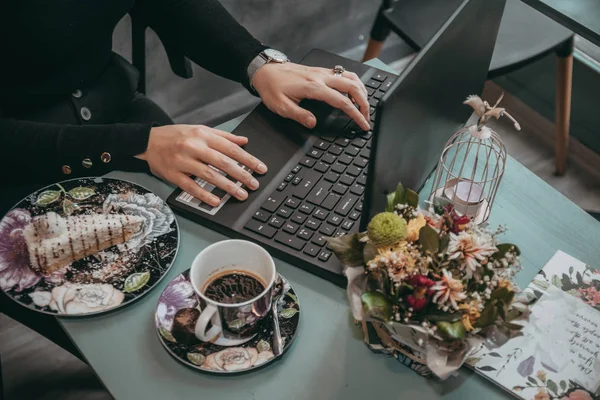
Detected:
left=247, top=49, right=289, bottom=93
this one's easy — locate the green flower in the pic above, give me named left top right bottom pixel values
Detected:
left=367, top=212, right=407, bottom=247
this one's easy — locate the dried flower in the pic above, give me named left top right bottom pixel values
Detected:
left=406, top=214, right=427, bottom=242
left=498, top=279, right=513, bottom=291
left=405, top=274, right=434, bottom=311
left=458, top=300, right=481, bottom=331
left=367, top=212, right=407, bottom=247
left=448, top=231, right=497, bottom=279
left=431, top=269, right=467, bottom=310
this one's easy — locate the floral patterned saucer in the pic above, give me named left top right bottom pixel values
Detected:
left=0, top=177, right=179, bottom=317
left=155, top=270, right=300, bottom=374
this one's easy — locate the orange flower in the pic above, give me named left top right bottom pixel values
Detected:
left=458, top=301, right=481, bottom=331
left=534, top=389, right=550, bottom=400
left=406, top=214, right=427, bottom=242
left=498, top=279, right=513, bottom=290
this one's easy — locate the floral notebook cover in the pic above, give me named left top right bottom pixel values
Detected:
left=469, top=251, right=600, bottom=400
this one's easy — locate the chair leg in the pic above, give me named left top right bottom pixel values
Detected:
left=363, top=39, right=386, bottom=62
left=555, top=38, right=574, bottom=176
left=363, top=3, right=392, bottom=61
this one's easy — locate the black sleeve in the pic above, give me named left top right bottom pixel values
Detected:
left=135, top=0, right=267, bottom=91
left=0, top=118, right=152, bottom=185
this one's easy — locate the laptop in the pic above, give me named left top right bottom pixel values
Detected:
left=167, top=0, right=506, bottom=287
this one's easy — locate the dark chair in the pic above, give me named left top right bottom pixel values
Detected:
left=364, top=0, right=574, bottom=175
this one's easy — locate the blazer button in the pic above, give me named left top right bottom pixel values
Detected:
left=72, top=89, right=82, bottom=98
left=80, top=107, right=92, bottom=121
left=100, top=152, right=111, bottom=163
left=82, top=158, right=93, bottom=168
left=62, top=165, right=72, bottom=175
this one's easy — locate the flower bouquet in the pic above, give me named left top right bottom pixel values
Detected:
left=327, top=183, right=530, bottom=379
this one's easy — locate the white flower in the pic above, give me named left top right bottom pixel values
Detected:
left=448, top=231, right=497, bottom=279
left=29, top=283, right=124, bottom=314
left=203, top=347, right=259, bottom=372
left=431, top=269, right=467, bottom=310
left=103, top=193, right=175, bottom=249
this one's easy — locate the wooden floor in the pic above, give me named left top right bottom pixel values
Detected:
left=1, top=82, right=599, bottom=400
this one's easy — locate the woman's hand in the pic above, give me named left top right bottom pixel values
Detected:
left=251, top=62, right=371, bottom=131
left=136, top=125, right=267, bottom=207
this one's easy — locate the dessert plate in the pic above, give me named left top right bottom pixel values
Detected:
left=155, top=270, right=300, bottom=374
left=0, top=177, right=179, bottom=317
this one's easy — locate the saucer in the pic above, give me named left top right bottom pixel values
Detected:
left=155, top=270, right=300, bottom=374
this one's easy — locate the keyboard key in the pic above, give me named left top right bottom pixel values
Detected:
left=269, top=216, right=284, bottom=228
left=335, top=194, right=359, bottom=216
left=321, top=193, right=341, bottom=210
left=332, top=183, right=348, bottom=195
left=292, top=165, right=302, bottom=174
left=285, top=173, right=294, bottom=182
left=361, top=131, right=372, bottom=140
left=261, top=195, right=283, bottom=212
left=360, top=148, right=370, bottom=159
left=356, top=202, right=363, bottom=212
left=366, top=79, right=381, bottom=89
left=275, top=232, right=305, bottom=251
left=381, top=80, right=393, bottom=92
left=341, top=220, right=355, bottom=230
left=320, top=136, right=335, bottom=142
left=307, top=183, right=331, bottom=205
left=277, top=182, right=287, bottom=191
left=283, top=221, right=300, bottom=235
left=357, top=174, right=367, bottom=186
left=305, top=218, right=321, bottom=230
left=327, top=213, right=343, bottom=226
left=373, top=90, right=385, bottom=100
left=314, top=161, right=329, bottom=173
left=299, top=157, right=316, bottom=168
left=367, top=87, right=375, bottom=96
left=350, top=184, right=365, bottom=195
left=328, top=145, right=344, bottom=155
left=369, top=107, right=376, bottom=115
left=320, top=224, right=337, bottom=236
left=321, top=153, right=336, bottom=164
left=314, top=140, right=330, bottom=151
left=345, top=146, right=360, bottom=156
left=245, top=220, right=276, bottom=239
left=297, top=228, right=313, bottom=241
left=285, top=197, right=299, bottom=209
left=303, top=244, right=321, bottom=257
left=369, top=97, right=379, bottom=108
left=292, top=176, right=302, bottom=186
left=277, top=207, right=292, bottom=218
left=331, top=163, right=346, bottom=174
left=349, top=211, right=361, bottom=221
left=353, top=158, right=369, bottom=168
left=346, top=166, right=361, bottom=177
left=335, top=137, right=351, bottom=147
left=253, top=210, right=269, bottom=222
left=307, top=148, right=323, bottom=159
left=340, top=175, right=354, bottom=186
left=293, top=170, right=321, bottom=199
left=338, top=154, right=353, bottom=165
left=318, top=251, right=332, bottom=262
left=313, top=208, right=328, bottom=220
left=299, top=203, right=314, bottom=214
left=324, top=171, right=339, bottom=183
left=344, top=121, right=363, bottom=135
left=291, top=212, right=307, bottom=224
left=351, top=138, right=367, bottom=148
left=311, top=235, right=327, bottom=247
left=372, top=72, right=387, bottom=82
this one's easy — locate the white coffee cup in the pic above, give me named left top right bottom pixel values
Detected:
left=189, top=240, right=276, bottom=344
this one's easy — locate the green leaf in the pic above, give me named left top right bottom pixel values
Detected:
left=361, top=291, right=392, bottom=321
left=423, top=311, right=463, bottom=323
left=35, top=190, right=61, bottom=206
left=569, top=266, right=574, bottom=275
left=490, top=287, right=511, bottom=301
left=418, top=225, right=440, bottom=254
left=488, top=352, right=502, bottom=358
left=186, top=353, right=206, bottom=366
left=477, top=365, right=497, bottom=372
left=532, top=279, right=550, bottom=290
left=67, top=187, right=95, bottom=200
left=475, top=301, right=499, bottom=328
left=527, top=376, right=538, bottom=385
left=439, top=234, right=450, bottom=253
left=405, top=189, right=419, bottom=208
left=386, top=192, right=396, bottom=212
left=394, top=183, right=406, bottom=205
left=547, top=379, right=558, bottom=395
left=363, top=242, right=378, bottom=264
left=280, top=308, right=298, bottom=319
left=62, top=199, right=78, bottom=216
left=326, top=233, right=365, bottom=267
left=576, top=272, right=584, bottom=285
left=159, top=326, right=176, bottom=343
left=492, top=243, right=521, bottom=260
left=285, top=292, right=298, bottom=303
left=432, top=196, right=452, bottom=214
left=436, top=320, right=466, bottom=340
left=551, top=275, right=563, bottom=289
left=560, top=380, right=567, bottom=390
left=123, top=271, right=150, bottom=293
left=257, top=339, right=271, bottom=353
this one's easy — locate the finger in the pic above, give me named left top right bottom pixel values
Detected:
left=275, top=98, right=317, bottom=129
left=207, top=128, right=249, bottom=146
left=174, top=173, right=221, bottom=207
left=326, top=75, right=370, bottom=120
left=205, top=130, right=268, bottom=176
left=342, top=71, right=368, bottom=98
left=182, top=160, right=250, bottom=201
left=308, top=85, right=370, bottom=131
left=198, top=145, right=260, bottom=191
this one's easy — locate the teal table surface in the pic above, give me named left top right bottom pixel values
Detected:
left=59, top=60, right=600, bottom=400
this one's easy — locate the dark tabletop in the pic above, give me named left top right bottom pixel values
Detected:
left=521, top=0, right=600, bottom=48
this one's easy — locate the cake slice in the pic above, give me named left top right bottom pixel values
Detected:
left=23, top=212, right=143, bottom=274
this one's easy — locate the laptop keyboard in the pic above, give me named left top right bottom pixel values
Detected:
left=243, top=71, right=394, bottom=262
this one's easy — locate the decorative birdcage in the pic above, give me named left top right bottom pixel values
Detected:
left=429, top=94, right=520, bottom=224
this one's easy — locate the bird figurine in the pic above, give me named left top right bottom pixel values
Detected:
left=463, top=93, right=521, bottom=131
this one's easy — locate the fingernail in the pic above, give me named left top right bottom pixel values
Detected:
left=256, top=163, right=267, bottom=174
left=210, top=196, right=220, bottom=206
left=250, top=178, right=260, bottom=189
left=304, top=116, right=316, bottom=128
left=237, top=188, right=248, bottom=199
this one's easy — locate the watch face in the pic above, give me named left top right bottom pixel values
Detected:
left=264, top=49, right=288, bottom=63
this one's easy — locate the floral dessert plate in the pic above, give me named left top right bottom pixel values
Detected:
left=0, top=177, right=179, bottom=317
left=155, top=270, right=300, bottom=374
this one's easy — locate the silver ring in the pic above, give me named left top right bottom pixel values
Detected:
left=333, top=65, right=345, bottom=76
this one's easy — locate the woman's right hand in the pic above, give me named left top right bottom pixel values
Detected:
left=136, top=125, right=268, bottom=207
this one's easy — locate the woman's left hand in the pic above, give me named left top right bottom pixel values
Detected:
left=251, top=62, right=371, bottom=131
